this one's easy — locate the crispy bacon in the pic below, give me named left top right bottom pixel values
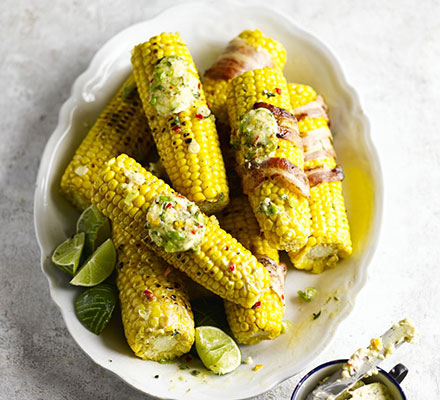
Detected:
left=304, top=149, right=336, bottom=162
left=292, top=95, right=329, bottom=122
left=205, top=37, right=274, bottom=81
left=258, top=256, right=287, bottom=303
left=239, top=157, right=310, bottom=198
left=253, top=102, right=303, bottom=149
left=302, top=126, right=336, bottom=162
left=306, top=165, right=344, bottom=187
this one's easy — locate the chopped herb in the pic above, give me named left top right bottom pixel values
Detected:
left=158, top=359, right=174, bottom=364
left=334, top=296, right=339, bottom=301
left=298, top=287, right=318, bottom=302
left=263, top=89, right=276, bottom=97
left=166, top=231, right=185, bottom=242
left=121, top=85, right=136, bottom=101
left=190, top=369, right=201, bottom=376
left=258, top=199, right=278, bottom=216
left=313, top=311, right=321, bottom=320
left=179, top=364, right=190, bottom=370
left=158, top=195, right=173, bottom=202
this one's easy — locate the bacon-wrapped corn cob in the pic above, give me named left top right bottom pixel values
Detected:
left=219, top=196, right=286, bottom=345
left=204, top=30, right=287, bottom=125
left=92, top=154, right=271, bottom=308
left=286, top=83, right=352, bottom=273
left=131, top=32, right=228, bottom=214
left=60, top=75, right=153, bottom=210
left=226, top=68, right=311, bottom=252
left=113, top=226, right=194, bottom=360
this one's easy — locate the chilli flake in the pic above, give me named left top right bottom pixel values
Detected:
left=143, top=289, right=156, bottom=300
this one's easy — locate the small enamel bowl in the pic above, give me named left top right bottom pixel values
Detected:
left=291, top=359, right=408, bottom=400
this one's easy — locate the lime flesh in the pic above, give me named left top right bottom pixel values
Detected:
left=76, top=205, right=111, bottom=255
left=195, top=326, right=241, bottom=375
left=70, top=239, right=116, bottom=287
left=75, top=283, right=117, bottom=334
left=51, top=232, right=85, bottom=276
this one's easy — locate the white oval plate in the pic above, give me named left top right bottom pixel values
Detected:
left=34, top=1, right=383, bottom=399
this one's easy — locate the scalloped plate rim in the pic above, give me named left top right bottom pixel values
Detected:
left=34, top=1, right=383, bottom=399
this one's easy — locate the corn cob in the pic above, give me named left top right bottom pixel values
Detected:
left=60, top=75, right=153, bottom=210
left=131, top=32, right=229, bottom=214
left=226, top=68, right=311, bottom=252
left=287, top=83, right=352, bottom=273
left=92, top=154, right=271, bottom=308
left=112, top=225, right=194, bottom=360
left=219, top=196, right=285, bottom=345
left=204, top=30, right=287, bottom=125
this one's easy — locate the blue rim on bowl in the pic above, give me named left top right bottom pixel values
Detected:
left=291, top=359, right=407, bottom=399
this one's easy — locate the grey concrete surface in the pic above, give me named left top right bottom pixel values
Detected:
left=1, top=0, right=439, bottom=399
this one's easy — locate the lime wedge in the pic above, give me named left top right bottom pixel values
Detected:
left=195, top=326, right=241, bottom=375
left=51, top=232, right=85, bottom=276
left=77, top=205, right=111, bottom=255
left=70, top=239, right=116, bottom=287
left=75, top=283, right=117, bottom=334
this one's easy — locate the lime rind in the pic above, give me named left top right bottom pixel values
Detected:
left=51, top=232, right=85, bottom=276
left=70, top=238, right=116, bottom=287
left=195, top=326, right=241, bottom=375
left=76, top=205, right=111, bottom=255
left=75, top=283, right=117, bottom=334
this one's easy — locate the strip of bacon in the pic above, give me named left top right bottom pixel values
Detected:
left=304, top=149, right=336, bottom=162
left=302, top=126, right=336, bottom=162
left=306, top=165, right=344, bottom=187
left=258, top=256, right=287, bottom=303
left=238, top=157, right=310, bottom=198
left=252, top=102, right=303, bottom=150
left=292, top=95, right=329, bottom=122
left=204, top=37, right=274, bottom=81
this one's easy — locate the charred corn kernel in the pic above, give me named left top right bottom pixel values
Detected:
left=113, top=226, right=194, bottom=361
left=60, top=75, right=153, bottom=210
left=227, top=69, right=311, bottom=252
left=92, top=154, right=271, bottom=308
left=287, top=83, right=352, bottom=273
left=219, top=196, right=285, bottom=345
left=204, top=29, right=287, bottom=124
left=131, top=32, right=228, bottom=214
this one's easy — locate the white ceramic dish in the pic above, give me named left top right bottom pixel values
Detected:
left=34, top=1, right=383, bottom=399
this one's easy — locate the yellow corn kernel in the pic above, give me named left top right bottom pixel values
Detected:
left=287, top=83, right=352, bottom=273
left=92, top=154, right=271, bottom=308
left=204, top=29, right=287, bottom=124
left=131, top=32, right=229, bottom=214
left=226, top=68, right=311, bottom=252
left=60, top=75, right=153, bottom=210
left=113, top=226, right=194, bottom=361
left=219, top=196, right=285, bottom=345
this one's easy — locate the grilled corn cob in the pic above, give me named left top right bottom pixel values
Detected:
left=113, top=226, right=194, bottom=360
left=287, top=83, right=352, bottom=273
left=92, top=154, right=271, bottom=308
left=131, top=32, right=229, bottom=214
left=219, top=196, right=285, bottom=344
left=226, top=68, right=311, bottom=252
left=60, top=75, right=153, bottom=210
left=204, top=30, right=287, bottom=125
